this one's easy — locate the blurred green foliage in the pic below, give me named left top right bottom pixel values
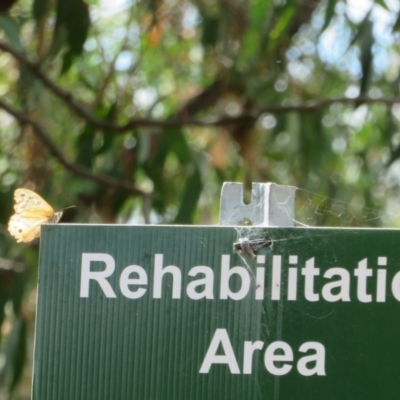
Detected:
left=0, top=0, right=400, bottom=397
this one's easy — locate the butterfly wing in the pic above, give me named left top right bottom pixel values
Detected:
left=8, top=214, right=48, bottom=243
left=13, top=188, right=55, bottom=218
left=8, top=189, right=58, bottom=243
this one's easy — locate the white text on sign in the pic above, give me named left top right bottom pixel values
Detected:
left=80, top=253, right=398, bottom=303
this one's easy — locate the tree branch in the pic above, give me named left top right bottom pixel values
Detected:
left=0, top=99, right=145, bottom=196
left=2, top=41, right=400, bottom=132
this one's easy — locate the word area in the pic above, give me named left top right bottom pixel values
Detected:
left=199, top=329, right=326, bottom=376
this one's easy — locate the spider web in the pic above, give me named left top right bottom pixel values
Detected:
left=230, top=185, right=398, bottom=294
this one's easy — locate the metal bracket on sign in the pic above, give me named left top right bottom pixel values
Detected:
left=220, top=182, right=296, bottom=258
left=219, top=182, right=296, bottom=227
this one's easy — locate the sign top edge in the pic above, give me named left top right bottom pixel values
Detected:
left=42, top=224, right=400, bottom=231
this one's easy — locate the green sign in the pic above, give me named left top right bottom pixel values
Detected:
left=33, top=225, right=400, bottom=399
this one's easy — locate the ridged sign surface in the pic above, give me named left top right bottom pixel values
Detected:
left=33, top=225, right=400, bottom=399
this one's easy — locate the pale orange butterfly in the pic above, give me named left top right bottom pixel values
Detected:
left=8, top=188, right=74, bottom=243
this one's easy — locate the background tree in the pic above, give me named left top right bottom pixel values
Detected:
left=0, top=0, right=400, bottom=397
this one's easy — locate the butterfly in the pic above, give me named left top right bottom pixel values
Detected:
left=8, top=188, right=64, bottom=243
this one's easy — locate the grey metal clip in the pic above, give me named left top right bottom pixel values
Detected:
left=219, top=182, right=296, bottom=227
